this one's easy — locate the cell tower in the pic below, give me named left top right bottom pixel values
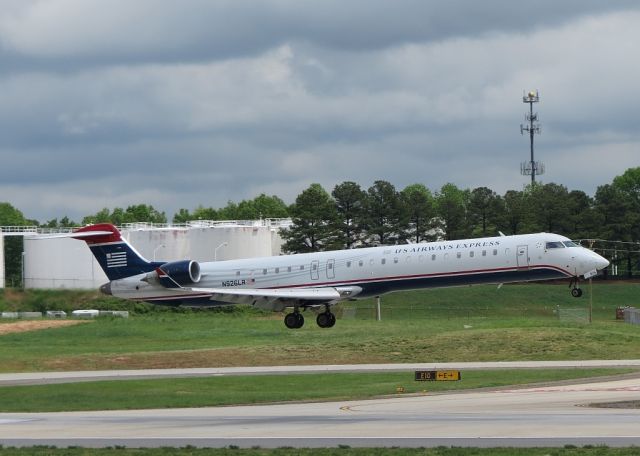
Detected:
left=520, top=90, right=544, bottom=184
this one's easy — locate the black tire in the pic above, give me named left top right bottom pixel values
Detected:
left=571, top=288, right=582, bottom=298
left=284, top=313, right=300, bottom=329
left=316, top=312, right=330, bottom=328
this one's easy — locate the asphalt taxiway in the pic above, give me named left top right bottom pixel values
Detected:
left=2, top=359, right=640, bottom=386
left=1, top=363, right=639, bottom=448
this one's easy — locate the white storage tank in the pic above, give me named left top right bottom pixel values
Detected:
left=187, top=224, right=273, bottom=262
left=123, top=227, right=191, bottom=262
left=23, top=236, right=107, bottom=289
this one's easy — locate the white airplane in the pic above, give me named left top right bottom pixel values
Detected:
left=73, top=223, right=609, bottom=329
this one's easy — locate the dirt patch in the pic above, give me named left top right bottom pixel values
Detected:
left=37, top=345, right=392, bottom=371
left=590, top=401, right=640, bottom=409
left=0, top=320, right=91, bottom=335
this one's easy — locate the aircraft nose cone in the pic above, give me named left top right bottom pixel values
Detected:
left=99, top=282, right=112, bottom=295
left=596, top=256, right=610, bottom=271
left=590, top=251, right=609, bottom=271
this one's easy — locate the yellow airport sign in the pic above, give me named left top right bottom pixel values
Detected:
left=415, top=370, right=461, bottom=381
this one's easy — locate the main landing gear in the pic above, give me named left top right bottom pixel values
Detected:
left=284, top=310, right=304, bottom=329
left=569, top=277, right=583, bottom=298
left=316, top=309, right=336, bottom=328
left=283, top=307, right=336, bottom=329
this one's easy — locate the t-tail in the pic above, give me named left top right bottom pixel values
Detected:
left=72, top=224, right=157, bottom=280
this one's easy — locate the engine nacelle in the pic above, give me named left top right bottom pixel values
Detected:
left=158, top=260, right=201, bottom=288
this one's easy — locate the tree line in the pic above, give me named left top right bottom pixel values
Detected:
left=279, top=170, right=640, bottom=255
left=1, top=167, right=639, bottom=286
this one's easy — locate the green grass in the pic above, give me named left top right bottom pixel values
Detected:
left=0, top=446, right=638, bottom=455
left=0, top=369, right=634, bottom=412
left=1, top=283, right=639, bottom=373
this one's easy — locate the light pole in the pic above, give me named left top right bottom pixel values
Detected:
left=153, top=244, right=166, bottom=261
left=214, top=242, right=228, bottom=261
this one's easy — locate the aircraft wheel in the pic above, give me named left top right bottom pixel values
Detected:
left=571, top=288, right=583, bottom=298
left=285, top=312, right=303, bottom=329
left=316, top=311, right=336, bottom=328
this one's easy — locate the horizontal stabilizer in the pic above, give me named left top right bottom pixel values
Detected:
left=31, top=231, right=114, bottom=240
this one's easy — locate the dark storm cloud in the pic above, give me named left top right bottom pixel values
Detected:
left=1, top=0, right=637, bottom=69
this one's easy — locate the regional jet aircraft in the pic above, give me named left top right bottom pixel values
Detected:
left=73, top=224, right=609, bottom=329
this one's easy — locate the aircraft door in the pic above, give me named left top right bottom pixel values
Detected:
left=311, top=260, right=319, bottom=280
left=327, top=259, right=335, bottom=279
left=516, top=245, right=529, bottom=269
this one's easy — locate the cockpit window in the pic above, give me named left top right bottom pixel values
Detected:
left=545, top=241, right=565, bottom=249
left=562, top=241, right=578, bottom=247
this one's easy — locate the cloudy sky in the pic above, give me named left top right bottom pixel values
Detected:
left=1, top=0, right=638, bottom=223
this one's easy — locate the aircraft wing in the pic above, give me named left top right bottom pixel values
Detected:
left=188, top=286, right=342, bottom=312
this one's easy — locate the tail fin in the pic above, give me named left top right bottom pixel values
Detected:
left=73, top=224, right=156, bottom=280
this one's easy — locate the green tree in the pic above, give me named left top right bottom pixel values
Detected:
left=610, top=167, right=640, bottom=241
left=612, top=167, right=640, bottom=207
left=281, top=184, right=340, bottom=253
left=468, top=187, right=502, bottom=237
left=332, top=181, right=367, bottom=249
left=172, top=208, right=192, bottom=224
left=529, top=183, right=571, bottom=234
left=566, top=190, right=595, bottom=239
left=252, top=194, right=289, bottom=219
left=0, top=202, right=30, bottom=226
left=217, top=201, right=239, bottom=220
left=399, top=183, right=435, bottom=243
left=593, top=184, right=635, bottom=241
left=0, top=202, right=31, bottom=287
left=42, top=216, right=76, bottom=228
left=365, top=180, right=402, bottom=245
left=82, top=205, right=166, bottom=225
left=499, top=190, right=528, bottom=235
left=191, top=205, right=218, bottom=221
left=82, top=208, right=114, bottom=225
left=435, top=183, right=469, bottom=240
left=122, top=204, right=167, bottom=224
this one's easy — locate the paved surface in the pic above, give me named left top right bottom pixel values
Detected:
left=2, top=360, right=640, bottom=386
left=1, top=373, right=640, bottom=448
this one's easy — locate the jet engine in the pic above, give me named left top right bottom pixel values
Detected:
left=157, top=260, right=201, bottom=287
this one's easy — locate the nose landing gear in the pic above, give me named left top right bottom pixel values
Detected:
left=569, top=277, right=583, bottom=297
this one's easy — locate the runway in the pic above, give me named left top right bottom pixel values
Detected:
left=1, top=375, right=639, bottom=448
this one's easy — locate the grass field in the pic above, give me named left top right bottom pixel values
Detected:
left=0, top=368, right=633, bottom=412
left=1, top=283, right=639, bottom=373
left=1, top=284, right=640, bottom=453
